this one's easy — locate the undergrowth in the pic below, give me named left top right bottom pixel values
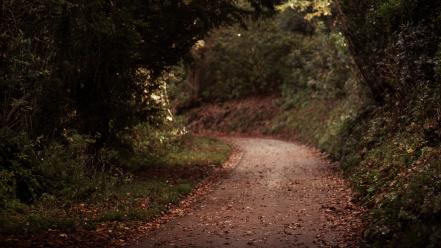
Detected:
left=333, top=95, right=441, bottom=247
left=0, top=136, right=231, bottom=238
left=262, top=91, right=441, bottom=247
left=286, top=92, right=440, bottom=246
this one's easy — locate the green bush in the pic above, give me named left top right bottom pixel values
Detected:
left=174, top=10, right=357, bottom=104
left=0, top=129, right=124, bottom=205
left=337, top=0, right=441, bottom=101
left=0, top=129, right=42, bottom=205
left=125, top=119, right=189, bottom=171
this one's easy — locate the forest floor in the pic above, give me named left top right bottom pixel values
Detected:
left=130, top=137, right=364, bottom=248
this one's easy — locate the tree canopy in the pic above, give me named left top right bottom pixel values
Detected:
left=0, top=0, right=281, bottom=207
left=0, top=0, right=280, bottom=145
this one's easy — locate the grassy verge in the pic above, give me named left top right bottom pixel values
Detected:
left=0, top=136, right=232, bottom=246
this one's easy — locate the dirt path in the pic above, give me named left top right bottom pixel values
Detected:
left=131, top=138, right=363, bottom=248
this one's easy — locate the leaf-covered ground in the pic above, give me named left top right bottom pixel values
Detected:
left=0, top=137, right=233, bottom=248
left=131, top=138, right=364, bottom=248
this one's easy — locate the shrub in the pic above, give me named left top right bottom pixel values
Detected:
left=125, top=120, right=189, bottom=171
left=173, top=10, right=357, bottom=104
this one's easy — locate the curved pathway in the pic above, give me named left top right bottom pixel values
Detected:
left=131, top=138, right=363, bottom=248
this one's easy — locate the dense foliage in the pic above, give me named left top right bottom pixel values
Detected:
left=333, top=1, right=441, bottom=246
left=336, top=0, right=441, bottom=101
left=2, top=0, right=440, bottom=247
left=171, top=9, right=357, bottom=108
left=0, top=0, right=278, bottom=221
